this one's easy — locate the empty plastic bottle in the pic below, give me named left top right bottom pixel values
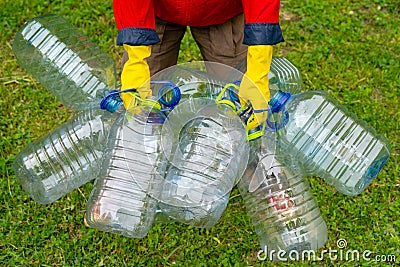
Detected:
left=12, top=109, right=117, bottom=204
left=158, top=98, right=249, bottom=228
left=269, top=90, right=391, bottom=196
left=237, top=131, right=327, bottom=260
left=269, top=57, right=303, bottom=94
left=235, top=57, right=303, bottom=95
left=85, top=102, right=172, bottom=238
left=13, top=14, right=117, bottom=111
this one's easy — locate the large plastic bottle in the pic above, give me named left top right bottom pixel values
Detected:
left=12, top=14, right=117, bottom=110
left=85, top=103, right=172, bottom=238
left=269, top=90, right=391, bottom=196
left=158, top=98, right=249, bottom=228
left=12, top=109, right=117, bottom=204
left=237, top=131, right=327, bottom=260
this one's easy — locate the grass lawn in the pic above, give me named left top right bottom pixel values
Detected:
left=1, top=0, right=399, bottom=266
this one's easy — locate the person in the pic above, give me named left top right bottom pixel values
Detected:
left=113, top=0, right=284, bottom=130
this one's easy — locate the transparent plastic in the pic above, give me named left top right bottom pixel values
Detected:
left=237, top=131, right=327, bottom=260
left=12, top=14, right=117, bottom=110
left=150, top=58, right=303, bottom=105
left=150, top=61, right=238, bottom=101
left=12, top=109, right=117, bottom=204
left=235, top=57, right=303, bottom=95
left=269, top=57, right=303, bottom=94
left=158, top=99, right=249, bottom=228
left=85, top=106, right=172, bottom=238
left=270, top=90, right=391, bottom=196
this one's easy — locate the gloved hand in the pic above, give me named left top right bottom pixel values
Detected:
left=120, top=44, right=152, bottom=110
left=238, top=45, right=273, bottom=130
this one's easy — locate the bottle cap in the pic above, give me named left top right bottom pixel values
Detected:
left=365, top=155, right=389, bottom=183
left=269, top=91, right=291, bottom=113
left=157, top=81, right=181, bottom=109
left=100, top=90, right=123, bottom=113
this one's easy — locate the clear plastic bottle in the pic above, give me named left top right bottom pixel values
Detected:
left=12, top=14, right=117, bottom=110
left=158, top=99, right=249, bottom=228
left=85, top=103, right=172, bottom=238
left=269, top=57, right=303, bottom=94
left=269, top=90, right=391, bottom=196
left=237, top=131, right=327, bottom=260
left=12, top=109, right=117, bottom=204
left=235, top=56, right=303, bottom=95
left=151, top=58, right=303, bottom=104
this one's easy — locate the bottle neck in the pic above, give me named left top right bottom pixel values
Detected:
left=269, top=91, right=291, bottom=113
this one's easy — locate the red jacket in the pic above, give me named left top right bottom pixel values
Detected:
left=114, top=0, right=283, bottom=46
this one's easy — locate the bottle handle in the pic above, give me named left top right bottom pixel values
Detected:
left=100, top=80, right=181, bottom=113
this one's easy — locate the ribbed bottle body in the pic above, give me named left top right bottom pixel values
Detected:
left=238, top=133, right=327, bottom=260
left=12, top=14, right=116, bottom=110
left=269, top=57, right=303, bottom=94
left=278, top=91, right=390, bottom=195
left=86, top=109, right=170, bottom=238
left=159, top=103, right=249, bottom=228
left=12, top=109, right=116, bottom=204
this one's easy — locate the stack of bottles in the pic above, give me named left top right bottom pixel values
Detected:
left=12, top=14, right=390, bottom=261
left=12, top=14, right=121, bottom=204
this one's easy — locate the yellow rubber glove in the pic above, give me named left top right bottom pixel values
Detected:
left=120, top=45, right=152, bottom=110
left=239, top=45, right=273, bottom=130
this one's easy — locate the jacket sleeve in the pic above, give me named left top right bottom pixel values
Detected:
left=113, top=0, right=160, bottom=46
left=242, top=0, right=284, bottom=45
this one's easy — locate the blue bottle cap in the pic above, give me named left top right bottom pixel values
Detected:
left=364, top=155, right=389, bottom=184
left=270, top=91, right=291, bottom=113
left=100, top=90, right=123, bottom=113
left=157, top=81, right=181, bottom=108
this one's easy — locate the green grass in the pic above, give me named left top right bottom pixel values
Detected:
left=1, top=0, right=399, bottom=266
